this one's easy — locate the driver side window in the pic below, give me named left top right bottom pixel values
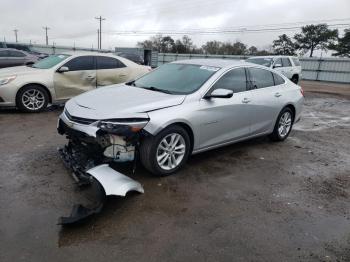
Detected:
left=211, top=68, right=247, bottom=93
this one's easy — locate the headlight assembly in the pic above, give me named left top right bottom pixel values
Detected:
left=0, top=75, right=16, bottom=86
left=98, top=118, right=149, bottom=134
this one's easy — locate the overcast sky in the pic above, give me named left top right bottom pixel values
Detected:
left=1, top=0, right=349, bottom=53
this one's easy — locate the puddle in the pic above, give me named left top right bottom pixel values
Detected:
left=294, top=97, right=350, bottom=132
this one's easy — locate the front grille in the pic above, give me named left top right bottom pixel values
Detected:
left=65, top=110, right=97, bottom=125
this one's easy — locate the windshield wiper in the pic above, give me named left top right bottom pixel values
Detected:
left=141, top=86, right=172, bottom=94
left=125, top=80, right=136, bottom=86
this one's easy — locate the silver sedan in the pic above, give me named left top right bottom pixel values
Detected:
left=58, top=59, right=304, bottom=176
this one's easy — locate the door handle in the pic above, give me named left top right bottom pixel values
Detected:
left=119, top=74, right=127, bottom=77
left=242, top=98, right=251, bottom=103
left=86, top=75, right=95, bottom=79
left=275, top=92, right=282, bottom=97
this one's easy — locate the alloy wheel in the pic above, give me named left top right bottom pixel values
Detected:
left=278, top=111, right=292, bottom=138
left=21, top=89, right=45, bottom=111
left=156, top=133, right=186, bottom=170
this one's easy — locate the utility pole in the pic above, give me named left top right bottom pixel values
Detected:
left=43, top=26, right=50, bottom=45
left=97, top=29, right=100, bottom=49
left=95, top=16, right=105, bottom=49
left=13, top=29, right=18, bottom=42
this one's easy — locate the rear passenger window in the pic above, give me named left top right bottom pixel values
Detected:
left=274, top=58, right=283, bottom=67
left=96, top=56, right=126, bottom=69
left=64, top=56, right=95, bottom=71
left=211, top=68, right=247, bottom=93
left=248, top=68, right=274, bottom=89
left=0, top=50, right=8, bottom=57
left=292, top=58, right=300, bottom=66
left=281, top=58, right=292, bottom=67
left=9, top=50, right=26, bottom=57
left=272, top=73, right=285, bottom=85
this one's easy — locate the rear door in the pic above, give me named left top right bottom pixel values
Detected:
left=0, top=50, right=10, bottom=68
left=281, top=57, right=293, bottom=79
left=7, top=50, right=27, bottom=67
left=96, top=56, right=131, bottom=86
left=53, top=55, right=96, bottom=100
left=247, top=67, right=284, bottom=135
left=198, top=67, right=252, bottom=149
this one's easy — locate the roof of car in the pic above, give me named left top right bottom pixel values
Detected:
left=247, top=55, right=297, bottom=59
left=0, top=48, right=26, bottom=52
left=172, top=59, right=250, bottom=68
left=61, top=51, right=115, bottom=56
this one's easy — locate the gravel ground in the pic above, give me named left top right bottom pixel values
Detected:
left=0, top=81, right=349, bottom=262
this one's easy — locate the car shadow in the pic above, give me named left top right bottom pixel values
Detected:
left=0, top=104, right=64, bottom=114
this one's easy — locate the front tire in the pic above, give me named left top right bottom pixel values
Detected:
left=16, top=85, right=49, bottom=113
left=269, top=107, right=294, bottom=142
left=140, top=125, right=191, bottom=176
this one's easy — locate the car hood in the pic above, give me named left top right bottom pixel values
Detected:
left=66, top=84, right=186, bottom=119
left=0, top=66, right=45, bottom=77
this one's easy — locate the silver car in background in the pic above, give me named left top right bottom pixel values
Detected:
left=58, top=59, right=304, bottom=176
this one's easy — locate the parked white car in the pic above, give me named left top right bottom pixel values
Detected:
left=0, top=52, right=151, bottom=112
left=246, top=56, right=302, bottom=84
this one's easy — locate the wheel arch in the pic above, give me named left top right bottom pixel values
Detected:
left=284, top=104, right=296, bottom=121
left=16, top=83, right=52, bottom=104
left=161, top=122, right=195, bottom=154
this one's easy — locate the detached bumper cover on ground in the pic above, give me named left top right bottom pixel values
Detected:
left=57, top=124, right=144, bottom=225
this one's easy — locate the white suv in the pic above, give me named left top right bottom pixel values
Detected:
left=246, top=56, right=302, bottom=84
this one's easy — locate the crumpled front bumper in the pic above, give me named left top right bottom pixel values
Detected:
left=58, top=137, right=144, bottom=226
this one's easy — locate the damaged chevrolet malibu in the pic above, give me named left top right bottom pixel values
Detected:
left=58, top=59, right=304, bottom=177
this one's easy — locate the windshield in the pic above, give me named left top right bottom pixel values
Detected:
left=132, top=63, right=220, bottom=94
left=32, top=54, right=70, bottom=69
left=246, top=58, right=273, bottom=67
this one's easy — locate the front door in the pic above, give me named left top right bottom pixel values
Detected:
left=197, top=67, right=252, bottom=149
left=53, top=56, right=96, bottom=100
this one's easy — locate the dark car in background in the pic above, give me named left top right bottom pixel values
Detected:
left=0, top=48, right=39, bottom=68
left=117, top=52, right=145, bottom=65
left=0, top=42, right=48, bottom=59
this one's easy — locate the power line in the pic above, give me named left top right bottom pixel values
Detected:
left=43, top=26, right=50, bottom=45
left=103, top=23, right=350, bottom=36
left=95, top=16, right=106, bottom=49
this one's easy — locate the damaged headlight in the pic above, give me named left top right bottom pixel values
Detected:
left=97, top=118, right=149, bottom=134
left=0, top=75, right=16, bottom=86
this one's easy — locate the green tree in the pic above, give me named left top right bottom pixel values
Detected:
left=329, top=29, right=350, bottom=57
left=202, top=41, right=222, bottom=54
left=181, top=35, right=194, bottom=53
left=294, top=24, right=338, bottom=57
left=247, top=46, right=258, bottom=55
left=159, top=36, right=175, bottom=53
left=273, top=34, right=296, bottom=55
left=231, top=41, right=247, bottom=55
left=136, top=40, right=154, bottom=50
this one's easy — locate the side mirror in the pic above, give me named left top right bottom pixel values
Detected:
left=273, top=63, right=282, bottom=68
left=57, top=66, right=69, bottom=73
left=205, top=88, right=233, bottom=99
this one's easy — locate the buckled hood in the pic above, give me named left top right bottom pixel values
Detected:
left=66, top=84, right=186, bottom=119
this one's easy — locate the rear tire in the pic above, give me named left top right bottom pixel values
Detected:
left=16, top=85, right=49, bottom=113
left=269, top=107, right=294, bottom=142
left=291, top=75, right=299, bottom=84
left=140, top=125, right=191, bottom=176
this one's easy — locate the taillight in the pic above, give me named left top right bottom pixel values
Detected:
left=300, top=87, right=304, bottom=97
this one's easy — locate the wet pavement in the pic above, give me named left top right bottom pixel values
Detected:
left=1, top=81, right=350, bottom=261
